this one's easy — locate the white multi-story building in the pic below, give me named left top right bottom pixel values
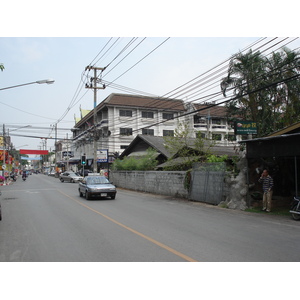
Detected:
left=71, top=93, right=239, bottom=169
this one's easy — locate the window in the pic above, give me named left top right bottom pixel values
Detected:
left=163, top=130, right=174, bottom=137
left=163, top=113, right=173, bottom=120
left=196, top=132, right=206, bottom=139
left=212, top=134, right=222, bottom=141
left=120, top=145, right=128, bottom=149
left=119, top=110, right=132, bottom=117
left=120, top=128, right=133, bottom=136
left=142, top=128, right=154, bottom=135
left=194, top=116, right=206, bottom=124
left=225, top=134, right=236, bottom=141
left=212, top=118, right=221, bottom=125
left=142, top=111, right=154, bottom=118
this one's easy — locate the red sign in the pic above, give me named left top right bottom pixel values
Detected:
left=19, top=149, right=48, bottom=155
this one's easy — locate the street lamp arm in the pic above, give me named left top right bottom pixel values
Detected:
left=0, top=79, right=55, bottom=91
left=36, top=79, right=55, bottom=84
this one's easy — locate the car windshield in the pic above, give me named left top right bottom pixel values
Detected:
left=68, top=172, right=78, bottom=176
left=86, top=176, right=109, bottom=185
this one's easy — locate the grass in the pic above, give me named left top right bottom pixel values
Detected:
left=245, top=207, right=291, bottom=216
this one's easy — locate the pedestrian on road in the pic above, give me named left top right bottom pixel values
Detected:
left=258, top=169, right=274, bottom=212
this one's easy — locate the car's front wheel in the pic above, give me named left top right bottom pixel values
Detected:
left=60, top=178, right=64, bottom=182
left=85, top=191, right=91, bottom=200
left=79, top=189, right=83, bottom=197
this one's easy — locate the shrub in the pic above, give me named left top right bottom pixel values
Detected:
left=112, top=148, right=158, bottom=171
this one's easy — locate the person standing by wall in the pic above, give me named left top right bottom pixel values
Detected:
left=259, top=169, right=274, bottom=212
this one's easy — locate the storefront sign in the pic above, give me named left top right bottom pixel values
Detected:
left=234, top=121, right=257, bottom=135
left=97, top=149, right=108, bottom=162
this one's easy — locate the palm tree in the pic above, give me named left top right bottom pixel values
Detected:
left=220, top=50, right=268, bottom=136
left=221, top=48, right=300, bottom=136
left=265, top=47, right=300, bottom=130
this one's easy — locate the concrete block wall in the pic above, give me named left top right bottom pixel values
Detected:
left=110, top=171, right=188, bottom=198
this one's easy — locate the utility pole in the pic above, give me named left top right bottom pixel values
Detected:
left=1, top=124, right=5, bottom=175
left=54, top=123, right=58, bottom=176
left=85, top=66, right=105, bottom=173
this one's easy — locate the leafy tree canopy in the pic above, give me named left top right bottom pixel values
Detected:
left=221, top=47, right=300, bottom=136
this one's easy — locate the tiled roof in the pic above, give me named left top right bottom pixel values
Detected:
left=120, top=135, right=171, bottom=159
left=104, top=93, right=186, bottom=111
left=120, top=134, right=237, bottom=159
left=75, top=93, right=229, bottom=127
left=193, top=103, right=228, bottom=118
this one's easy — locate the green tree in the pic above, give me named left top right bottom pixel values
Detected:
left=220, top=49, right=269, bottom=136
left=0, top=63, right=4, bottom=71
left=112, top=148, right=158, bottom=171
left=221, top=48, right=300, bottom=136
left=163, top=121, right=215, bottom=170
left=265, top=47, right=300, bottom=131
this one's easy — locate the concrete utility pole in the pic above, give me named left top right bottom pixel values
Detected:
left=85, top=66, right=105, bottom=173
left=1, top=124, right=6, bottom=175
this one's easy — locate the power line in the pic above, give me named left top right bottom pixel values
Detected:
left=103, top=37, right=139, bottom=70
left=89, top=37, right=114, bottom=66
left=57, top=37, right=300, bottom=140
left=102, top=38, right=147, bottom=79
left=59, top=37, right=170, bottom=125
left=101, top=41, right=300, bottom=138
left=104, top=38, right=170, bottom=86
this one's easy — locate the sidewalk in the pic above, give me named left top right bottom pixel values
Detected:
left=0, top=179, right=14, bottom=186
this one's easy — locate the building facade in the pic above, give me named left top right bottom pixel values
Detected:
left=71, top=93, right=239, bottom=169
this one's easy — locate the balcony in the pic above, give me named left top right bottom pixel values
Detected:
left=194, top=124, right=233, bottom=132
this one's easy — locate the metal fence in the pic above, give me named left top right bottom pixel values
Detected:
left=189, top=162, right=226, bottom=205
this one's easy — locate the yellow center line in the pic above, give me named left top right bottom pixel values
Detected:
left=58, top=190, right=198, bottom=262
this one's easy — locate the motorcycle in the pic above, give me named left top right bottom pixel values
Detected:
left=290, top=196, right=300, bottom=220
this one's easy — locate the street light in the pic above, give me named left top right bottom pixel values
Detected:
left=1, top=79, right=54, bottom=172
left=0, top=79, right=55, bottom=91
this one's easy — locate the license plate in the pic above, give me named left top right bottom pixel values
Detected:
left=101, top=193, right=107, bottom=197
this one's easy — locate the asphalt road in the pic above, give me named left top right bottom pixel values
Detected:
left=0, top=173, right=300, bottom=262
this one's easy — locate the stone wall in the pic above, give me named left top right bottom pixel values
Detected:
left=110, top=165, right=249, bottom=210
left=110, top=171, right=188, bottom=198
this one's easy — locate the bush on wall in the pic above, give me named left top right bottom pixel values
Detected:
left=112, top=148, right=158, bottom=171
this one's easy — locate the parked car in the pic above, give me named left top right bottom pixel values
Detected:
left=78, top=169, right=93, bottom=177
left=48, top=170, right=56, bottom=176
left=78, top=175, right=116, bottom=200
left=60, top=172, right=83, bottom=183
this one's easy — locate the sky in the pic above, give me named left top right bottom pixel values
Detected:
left=2, top=36, right=300, bottom=153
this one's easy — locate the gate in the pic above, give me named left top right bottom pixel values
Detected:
left=189, top=162, right=226, bottom=205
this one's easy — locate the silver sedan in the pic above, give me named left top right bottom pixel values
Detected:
left=59, top=172, right=83, bottom=183
left=78, top=175, right=116, bottom=200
